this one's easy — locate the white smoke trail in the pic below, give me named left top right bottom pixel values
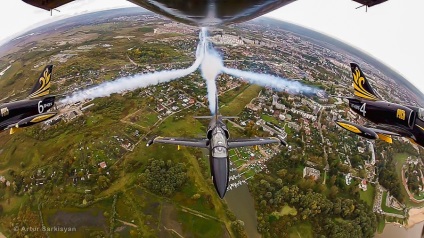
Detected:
left=200, top=27, right=222, bottom=114
left=60, top=31, right=207, bottom=105
left=222, top=67, right=319, bottom=95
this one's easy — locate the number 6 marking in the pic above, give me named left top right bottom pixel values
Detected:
left=38, top=101, right=44, bottom=113
left=360, top=103, right=366, bottom=116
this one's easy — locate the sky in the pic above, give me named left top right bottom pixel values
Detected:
left=0, top=0, right=423, bottom=95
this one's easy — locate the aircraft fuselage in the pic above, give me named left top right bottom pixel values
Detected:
left=348, top=97, right=424, bottom=146
left=207, top=116, right=230, bottom=198
left=0, top=96, right=55, bottom=131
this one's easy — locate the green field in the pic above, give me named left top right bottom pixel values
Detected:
left=177, top=210, right=225, bottom=238
left=221, top=84, right=262, bottom=115
left=393, top=153, right=424, bottom=207
left=288, top=223, right=313, bottom=238
left=261, top=114, right=282, bottom=126
left=359, top=184, right=375, bottom=207
left=377, top=218, right=386, bottom=233
left=272, top=205, right=297, bottom=218
left=381, top=191, right=405, bottom=215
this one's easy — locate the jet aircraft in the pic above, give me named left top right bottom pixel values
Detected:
left=23, top=0, right=389, bottom=27
left=146, top=96, right=287, bottom=198
left=335, top=63, right=424, bottom=147
left=0, top=65, right=56, bottom=134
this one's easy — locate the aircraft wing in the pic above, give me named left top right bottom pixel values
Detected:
left=228, top=137, right=285, bottom=149
left=147, top=136, right=208, bottom=148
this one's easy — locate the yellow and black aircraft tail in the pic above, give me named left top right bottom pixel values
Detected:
left=350, top=63, right=379, bottom=101
left=28, top=65, right=53, bottom=99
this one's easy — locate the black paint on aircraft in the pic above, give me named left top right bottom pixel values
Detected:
left=0, top=65, right=57, bottom=134
left=336, top=63, right=424, bottom=147
left=146, top=96, right=286, bottom=198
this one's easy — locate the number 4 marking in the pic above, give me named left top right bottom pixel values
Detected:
left=360, top=103, right=366, bottom=116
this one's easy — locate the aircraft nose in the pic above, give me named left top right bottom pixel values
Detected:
left=211, top=157, right=229, bottom=199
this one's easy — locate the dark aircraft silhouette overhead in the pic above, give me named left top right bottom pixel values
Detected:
left=335, top=63, right=424, bottom=147
left=146, top=96, right=287, bottom=198
left=0, top=65, right=57, bottom=134
left=22, top=0, right=389, bottom=26
left=352, top=0, right=388, bottom=8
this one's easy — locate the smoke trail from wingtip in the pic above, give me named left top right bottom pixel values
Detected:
left=222, top=67, right=319, bottom=95
left=59, top=30, right=207, bottom=105
left=200, top=27, right=222, bottom=114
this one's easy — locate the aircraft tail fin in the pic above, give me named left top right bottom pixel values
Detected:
left=28, top=65, right=53, bottom=99
left=350, top=63, right=379, bottom=101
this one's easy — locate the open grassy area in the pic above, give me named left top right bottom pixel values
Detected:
left=393, top=153, right=424, bottom=207
left=220, top=84, right=262, bottom=115
left=381, top=191, right=405, bottom=215
left=125, top=107, right=159, bottom=128
left=272, top=205, right=297, bottom=218
left=177, top=210, right=225, bottom=238
left=359, top=184, right=375, bottom=207
left=377, top=218, right=386, bottom=233
left=220, top=83, right=249, bottom=104
left=288, top=222, right=313, bottom=238
left=261, top=114, right=282, bottom=126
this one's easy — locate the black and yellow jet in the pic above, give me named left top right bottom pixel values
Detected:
left=0, top=65, right=56, bottom=134
left=336, top=63, right=424, bottom=147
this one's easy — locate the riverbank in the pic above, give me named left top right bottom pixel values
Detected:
left=375, top=221, right=423, bottom=238
left=407, top=207, right=424, bottom=228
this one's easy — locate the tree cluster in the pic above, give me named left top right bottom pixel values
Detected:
left=139, top=159, right=187, bottom=197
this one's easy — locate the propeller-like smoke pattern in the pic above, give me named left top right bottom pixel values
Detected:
left=60, top=26, right=320, bottom=115
left=59, top=30, right=207, bottom=105
left=221, top=67, right=319, bottom=95
left=200, top=27, right=222, bottom=114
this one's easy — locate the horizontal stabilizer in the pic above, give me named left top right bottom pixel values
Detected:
left=228, top=137, right=285, bottom=148
left=409, top=138, right=418, bottom=145
left=9, top=127, right=19, bottom=135
left=193, top=115, right=238, bottom=120
left=377, top=133, right=392, bottom=143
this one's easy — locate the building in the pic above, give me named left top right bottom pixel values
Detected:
left=345, top=173, right=352, bottom=185
left=303, top=167, right=320, bottom=180
left=99, top=162, right=107, bottom=169
left=359, top=179, right=367, bottom=191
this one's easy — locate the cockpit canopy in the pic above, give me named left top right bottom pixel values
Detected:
left=213, top=146, right=227, bottom=158
left=419, top=108, right=424, bottom=121
left=211, top=128, right=228, bottom=158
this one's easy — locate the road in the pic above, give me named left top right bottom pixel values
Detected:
left=316, top=106, right=329, bottom=184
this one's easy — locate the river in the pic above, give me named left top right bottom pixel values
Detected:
left=375, top=222, right=423, bottom=238
left=225, top=181, right=261, bottom=238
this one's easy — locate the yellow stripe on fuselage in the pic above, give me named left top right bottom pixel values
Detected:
left=417, top=125, right=424, bottom=132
